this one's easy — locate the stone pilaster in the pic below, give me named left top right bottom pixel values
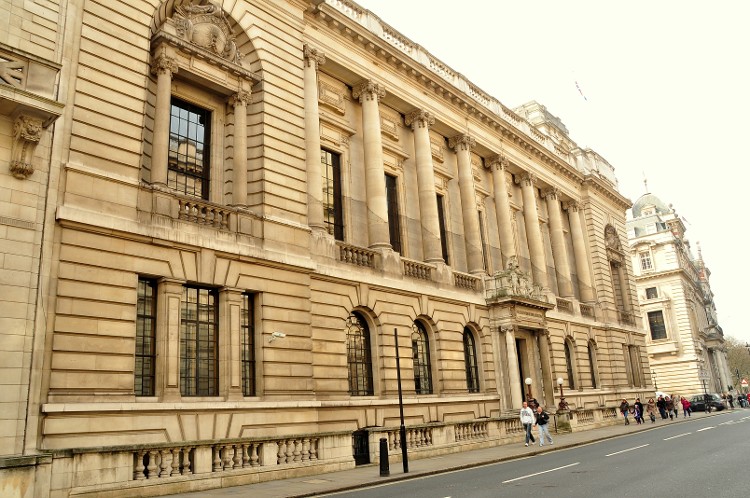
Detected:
left=303, top=44, right=327, bottom=231
left=229, top=90, right=251, bottom=206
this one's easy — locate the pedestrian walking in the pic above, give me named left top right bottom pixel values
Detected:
left=665, top=396, right=674, bottom=420
left=620, top=398, right=630, bottom=425
left=657, top=395, right=667, bottom=419
left=633, top=398, right=644, bottom=424
left=519, top=401, right=536, bottom=447
left=671, top=394, right=679, bottom=418
left=534, top=405, right=554, bottom=446
left=646, top=398, right=657, bottom=423
left=680, top=396, right=691, bottom=417
left=728, top=393, right=734, bottom=409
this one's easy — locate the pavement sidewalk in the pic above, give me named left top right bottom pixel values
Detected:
left=167, top=410, right=725, bottom=498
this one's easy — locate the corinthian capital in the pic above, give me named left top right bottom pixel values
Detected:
left=150, top=53, right=179, bottom=77
left=487, top=154, right=510, bottom=171
left=404, top=109, right=435, bottom=130
left=517, top=171, right=536, bottom=187
left=542, top=187, right=560, bottom=201
left=229, top=90, right=252, bottom=108
left=303, top=44, right=326, bottom=69
left=352, top=79, right=386, bottom=103
left=448, top=134, right=475, bottom=152
left=563, top=200, right=580, bottom=212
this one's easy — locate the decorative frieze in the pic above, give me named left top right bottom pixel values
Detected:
left=318, top=73, right=348, bottom=115
left=380, top=106, right=402, bottom=141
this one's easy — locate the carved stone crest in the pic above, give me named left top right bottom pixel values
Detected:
left=173, top=3, right=242, bottom=64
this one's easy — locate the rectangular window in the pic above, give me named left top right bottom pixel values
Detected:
left=321, top=149, right=344, bottom=240
left=241, top=293, right=256, bottom=397
left=385, top=174, right=401, bottom=254
left=647, top=310, right=667, bottom=340
left=135, top=278, right=157, bottom=396
left=436, top=194, right=449, bottom=264
left=646, top=287, right=658, bottom=299
left=478, top=211, right=489, bottom=272
left=169, top=97, right=211, bottom=199
left=180, top=286, right=218, bottom=396
left=639, top=252, right=653, bottom=271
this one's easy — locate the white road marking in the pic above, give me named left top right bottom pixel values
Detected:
left=605, top=444, right=649, bottom=457
left=502, top=462, right=580, bottom=483
left=664, top=433, right=691, bottom=440
left=696, top=427, right=714, bottom=432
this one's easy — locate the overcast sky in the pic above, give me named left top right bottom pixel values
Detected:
left=356, top=0, right=750, bottom=344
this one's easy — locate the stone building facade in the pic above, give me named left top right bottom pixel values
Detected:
left=1, top=1, right=653, bottom=496
left=627, top=191, right=731, bottom=397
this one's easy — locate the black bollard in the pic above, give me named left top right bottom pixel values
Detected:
left=379, top=438, right=390, bottom=477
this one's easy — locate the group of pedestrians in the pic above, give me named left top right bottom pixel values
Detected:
left=519, top=400, right=554, bottom=447
left=619, top=394, right=691, bottom=425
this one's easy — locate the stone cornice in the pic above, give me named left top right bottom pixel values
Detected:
left=309, top=2, right=589, bottom=187
left=583, top=174, right=631, bottom=210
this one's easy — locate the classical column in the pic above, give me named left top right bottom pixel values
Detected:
left=150, top=52, right=178, bottom=186
left=449, top=134, right=484, bottom=274
left=565, top=201, right=595, bottom=302
left=503, top=326, right=523, bottom=409
left=352, top=80, right=390, bottom=249
left=229, top=90, right=251, bottom=206
left=488, top=156, right=516, bottom=264
left=543, top=188, right=573, bottom=297
left=537, top=331, right=554, bottom=408
left=714, top=349, right=730, bottom=392
left=518, top=172, right=548, bottom=288
left=303, top=44, right=326, bottom=231
left=406, top=110, right=442, bottom=263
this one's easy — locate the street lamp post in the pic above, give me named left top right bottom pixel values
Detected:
left=700, top=368, right=711, bottom=414
left=393, top=328, right=408, bottom=473
left=651, top=369, right=658, bottom=391
left=524, top=377, right=533, bottom=402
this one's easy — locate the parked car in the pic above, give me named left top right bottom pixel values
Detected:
left=688, top=393, right=725, bottom=412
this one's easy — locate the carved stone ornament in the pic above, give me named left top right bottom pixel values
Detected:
left=517, top=171, right=535, bottom=187
left=563, top=201, right=580, bottom=212
left=352, top=80, right=386, bottom=103
left=487, top=154, right=509, bottom=171
left=542, top=187, right=560, bottom=201
left=303, top=44, right=326, bottom=69
left=10, top=115, right=43, bottom=179
left=604, top=224, right=622, bottom=250
left=173, top=2, right=243, bottom=64
left=448, top=134, right=475, bottom=152
left=150, top=53, right=179, bottom=77
left=228, top=90, right=252, bottom=107
left=405, top=110, right=435, bottom=130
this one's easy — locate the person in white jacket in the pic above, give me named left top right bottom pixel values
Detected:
left=519, top=401, right=536, bottom=446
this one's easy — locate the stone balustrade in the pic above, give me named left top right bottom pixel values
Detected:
left=385, top=426, right=433, bottom=450
left=556, top=298, right=573, bottom=314
left=580, top=303, right=595, bottom=319
left=177, top=197, right=231, bottom=230
left=134, top=446, right=194, bottom=479
left=454, top=271, right=480, bottom=291
left=403, top=258, right=434, bottom=281
left=454, top=421, right=489, bottom=442
left=337, top=242, right=376, bottom=268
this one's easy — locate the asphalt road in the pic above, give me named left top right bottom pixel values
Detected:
left=322, top=410, right=750, bottom=497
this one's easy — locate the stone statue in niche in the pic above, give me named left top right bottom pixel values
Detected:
left=174, top=2, right=243, bottom=64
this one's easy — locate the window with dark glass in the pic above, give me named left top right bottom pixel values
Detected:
left=588, top=343, right=598, bottom=388
left=180, top=286, right=218, bottom=396
left=646, top=287, right=658, bottom=299
left=385, top=174, right=401, bottom=253
left=647, top=310, right=667, bottom=340
left=135, top=278, right=156, bottom=396
left=564, top=341, right=575, bottom=389
left=463, top=327, right=479, bottom=393
left=346, top=312, right=373, bottom=396
left=321, top=149, right=344, bottom=240
left=169, top=97, right=211, bottom=199
left=436, top=194, right=449, bottom=264
left=411, top=322, right=432, bottom=394
left=241, top=293, right=256, bottom=397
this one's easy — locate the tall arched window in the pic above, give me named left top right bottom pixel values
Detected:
left=564, top=340, right=575, bottom=389
left=411, top=321, right=433, bottom=394
left=346, top=312, right=373, bottom=396
left=463, top=327, right=479, bottom=393
left=588, top=341, right=598, bottom=388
